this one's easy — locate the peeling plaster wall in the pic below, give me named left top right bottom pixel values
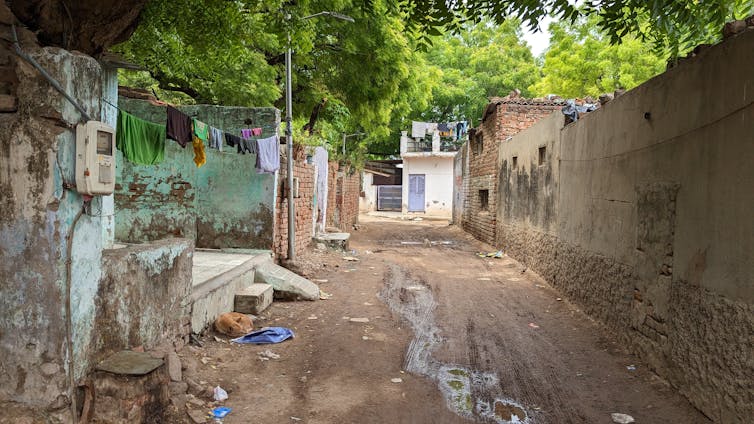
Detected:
left=114, top=98, right=279, bottom=249
left=0, top=23, right=107, bottom=414
left=494, top=30, right=754, bottom=422
left=462, top=102, right=561, bottom=244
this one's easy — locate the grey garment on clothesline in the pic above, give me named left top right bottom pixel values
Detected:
left=209, top=127, right=223, bottom=151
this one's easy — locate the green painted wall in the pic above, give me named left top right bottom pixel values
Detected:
left=115, top=98, right=279, bottom=249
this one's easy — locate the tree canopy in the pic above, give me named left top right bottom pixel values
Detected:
left=401, top=0, right=754, bottom=55
left=530, top=16, right=667, bottom=98
left=113, top=0, right=754, bottom=160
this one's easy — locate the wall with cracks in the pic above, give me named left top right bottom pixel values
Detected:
left=493, top=29, right=754, bottom=422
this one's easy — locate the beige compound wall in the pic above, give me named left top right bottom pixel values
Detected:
left=496, top=30, right=754, bottom=422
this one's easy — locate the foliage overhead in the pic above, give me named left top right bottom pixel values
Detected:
left=114, top=0, right=753, bottom=160
left=530, top=15, right=666, bottom=98
left=115, top=0, right=425, bottom=147
left=420, top=19, right=540, bottom=125
left=400, top=0, right=754, bottom=55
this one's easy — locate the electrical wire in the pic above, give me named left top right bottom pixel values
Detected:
left=10, top=24, right=91, bottom=123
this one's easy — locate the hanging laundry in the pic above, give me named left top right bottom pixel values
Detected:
left=241, top=128, right=253, bottom=139
left=438, top=122, right=453, bottom=137
left=252, top=127, right=263, bottom=136
left=411, top=121, right=426, bottom=138
left=225, top=133, right=241, bottom=149
left=239, top=139, right=255, bottom=155
left=192, top=135, right=206, bottom=167
left=116, top=110, right=166, bottom=165
left=313, top=146, right=329, bottom=234
left=255, top=135, right=280, bottom=174
left=209, top=126, right=224, bottom=151
left=166, top=105, right=192, bottom=148
left=193, top=118, right=209, bottom=141
left=245, top=138, right=257, bottom=155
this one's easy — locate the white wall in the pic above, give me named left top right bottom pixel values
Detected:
left=359, top=172, right=377, bottom=212
left=401, top=156, right=454, bottom=217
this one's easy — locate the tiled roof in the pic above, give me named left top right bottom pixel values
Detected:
left=487, top=96, right=566, bottom=106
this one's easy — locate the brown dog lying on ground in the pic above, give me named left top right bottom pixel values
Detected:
left=214, top=312, right=253, bottom=337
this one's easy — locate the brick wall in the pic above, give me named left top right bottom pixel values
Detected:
left=339, top=170, right=361, bottom=229
left=275, top=157, right=315, bottom=259
left=462, top=101, right=560, bottom=245
left=326, top=161, right=361, bottom=230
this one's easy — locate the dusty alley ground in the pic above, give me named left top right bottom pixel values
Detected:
left=178, top=216, right=708, bottom=424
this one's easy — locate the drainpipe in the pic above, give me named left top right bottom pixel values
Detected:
left=285, top=31, right=295, bottom=261
left=65, top=202, right=87, bottom=423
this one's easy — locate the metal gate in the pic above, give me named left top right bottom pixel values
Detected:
left=377, top=185, right=402, bottom=211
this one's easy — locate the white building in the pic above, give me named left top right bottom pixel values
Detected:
left=400, top=130, right=458, bottom=218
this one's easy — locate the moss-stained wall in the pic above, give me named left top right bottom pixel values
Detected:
left=0, top=18, right=108, bottom=416
left=115, top=98, right=280, bottom=249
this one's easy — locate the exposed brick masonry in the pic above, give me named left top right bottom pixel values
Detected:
left=327, top=162, right=360, bottom=231
left=462, top=101, right=560, bottom=245
left=275, top=157, right=315, bottom=259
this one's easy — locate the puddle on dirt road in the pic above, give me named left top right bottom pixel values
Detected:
left=380, top=265, right=530, bottom=424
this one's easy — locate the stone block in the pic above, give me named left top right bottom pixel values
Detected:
left=91, top=352, right=169, bottom=423
left=313, top=232, right=350, bottom=251
left=166, top=351, right=182, bottom=382
left=234, top=283, right=273, bottom=314
left=0, top=94, right=17, bottom=112
left=254, top=262, right=319, bottom=301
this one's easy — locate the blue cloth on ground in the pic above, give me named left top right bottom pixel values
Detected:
left=211, top=407, right=232, bottom=418
left=231, top=327, right=294, bottom=344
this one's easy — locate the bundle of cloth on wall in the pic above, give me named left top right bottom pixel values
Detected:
left=115, top=105, right=280, bottom=174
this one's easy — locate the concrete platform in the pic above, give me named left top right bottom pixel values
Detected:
left=314, top=232, right=350, bottom=251
left=190, top=249, right=272, bottom=333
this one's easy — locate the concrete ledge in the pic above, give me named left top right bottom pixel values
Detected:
left=190, top=252, right=272, bottom=302
left=190, top=252, right=272, bottom=333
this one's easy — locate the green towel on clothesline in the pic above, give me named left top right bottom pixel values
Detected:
left=116, top=110, right=166, bottom=165
left=193, top=118, right=209, bottom=141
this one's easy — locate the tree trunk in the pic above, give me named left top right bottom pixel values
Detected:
left=302, top=97, right=328, bottom=136
left=9, top=0, right=148, bottom=55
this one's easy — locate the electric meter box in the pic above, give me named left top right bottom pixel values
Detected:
left=75, top=121, right=116, bottom=195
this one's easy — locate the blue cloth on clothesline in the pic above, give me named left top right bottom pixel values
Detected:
left=231, top=327, right=294, bottom=344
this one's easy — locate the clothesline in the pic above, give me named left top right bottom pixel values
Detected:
left=112, top=101, right=280, bottom=174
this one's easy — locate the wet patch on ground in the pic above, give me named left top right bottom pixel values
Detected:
left=380, top=264, right=530, bottom=423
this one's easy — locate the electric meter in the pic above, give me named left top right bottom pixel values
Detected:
left=75, top=121, right=116, bottom=195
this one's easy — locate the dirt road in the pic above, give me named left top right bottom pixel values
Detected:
left=180, top=216, right=708, bottom=423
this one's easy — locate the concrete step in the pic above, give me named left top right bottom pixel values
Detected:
left=254, top=262, right=320, bottom=301
left=189, top=251, right=272, bottom=334
left=313, top=232, right=350, bottom=251
left=234, top=283, right=273, bottom=314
